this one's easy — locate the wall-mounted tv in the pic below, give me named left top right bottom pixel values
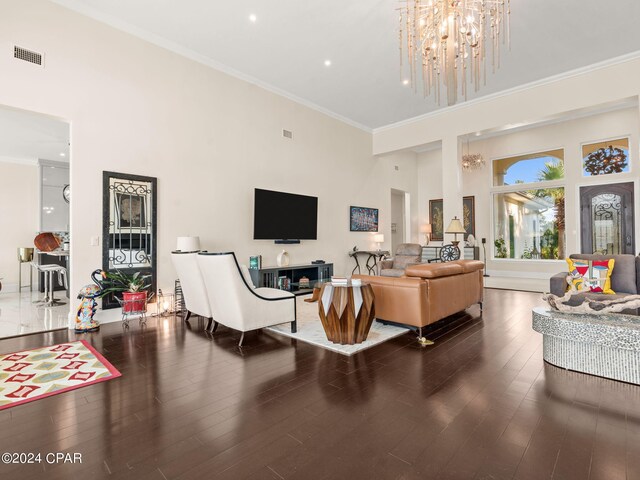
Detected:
left=253, top=188, right=318, bottom=243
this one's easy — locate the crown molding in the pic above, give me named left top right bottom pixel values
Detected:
left=51, top=0, right=373, bottom=134
left=374, top=50, right=640, bottom=134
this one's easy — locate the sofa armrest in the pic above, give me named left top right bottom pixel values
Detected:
left=380, top=259, right=394, bottom=270
left=550, top=272, right=569, bottom=297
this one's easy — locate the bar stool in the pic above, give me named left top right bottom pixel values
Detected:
left=30, top=263, right=68, bottom=306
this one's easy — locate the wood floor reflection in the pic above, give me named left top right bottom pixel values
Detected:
left=0, top=289, right=638, bottom=480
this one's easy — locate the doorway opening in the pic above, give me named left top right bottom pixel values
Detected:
left=0, top=105, right=70, bottom=337
left=391, top=189, right=411, bottom=253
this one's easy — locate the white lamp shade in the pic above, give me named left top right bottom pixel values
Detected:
left=373, top=233, right=385, bottom=243
left=176, top=236, right=201, bottom=252
left=445, top=217, right=466, bottom=234
left=420, top=223, right=432, bottom=234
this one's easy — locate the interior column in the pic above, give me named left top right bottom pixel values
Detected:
left=441, top=136, right=464, bottom=257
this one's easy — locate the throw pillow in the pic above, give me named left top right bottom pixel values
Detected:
left=566, top=258, right=615, bottom=294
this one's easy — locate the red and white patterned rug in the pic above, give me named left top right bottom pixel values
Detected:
left=0, top=340, right=121, bottom=410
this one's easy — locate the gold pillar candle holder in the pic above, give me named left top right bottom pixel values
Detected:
left=18, top=247, right=34, bottom=263
left=18, top=247, right=35, bottom=292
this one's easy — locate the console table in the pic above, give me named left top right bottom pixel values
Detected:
left=249, top=262, right=333, bottom=296
left=532, top=307, right=640, bottom=384
left=348, top=250, right=390, bottom=275
left=421, top=246, right=478, bottom=262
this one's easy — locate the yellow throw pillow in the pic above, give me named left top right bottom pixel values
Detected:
left=566, top=258, right=615, bottom=294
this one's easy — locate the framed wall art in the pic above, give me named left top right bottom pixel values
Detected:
left=463, top=196, right=475, bottom=240
left=429, top=199, right=443, bottom=241
left=115, top=192, right=147, bottom=229
left=350, top=206, right=379, bottom=232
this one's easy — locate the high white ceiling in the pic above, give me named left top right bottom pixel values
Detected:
left=53, top=0, right=640, bottom=130
left=0, top=106, right=69, bottom=164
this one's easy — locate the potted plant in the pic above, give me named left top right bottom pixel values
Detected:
left=100, top=270, right=152, bottom=312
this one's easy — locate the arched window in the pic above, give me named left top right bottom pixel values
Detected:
left=492, top=149, right=565, bottom=260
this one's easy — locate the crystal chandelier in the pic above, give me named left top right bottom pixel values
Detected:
left=462, top=152, right=485, bottom=170
left=399, top=0, right=511, bottom=106
left=462, top=137, right=485, bottom=171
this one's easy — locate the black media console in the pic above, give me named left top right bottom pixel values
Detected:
left=249, top=262, right=333, bottom=296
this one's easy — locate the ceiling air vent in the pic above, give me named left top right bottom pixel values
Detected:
left=282, top=129, right=293, bottom=139
left=13, top=45, right=43, bottom=66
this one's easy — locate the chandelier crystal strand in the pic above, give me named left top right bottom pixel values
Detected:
left=399, top=0, right=510, bottom=106
left=462, top=137, right=485, bottom=171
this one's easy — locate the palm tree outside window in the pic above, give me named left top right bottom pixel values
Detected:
left=492, top=150, right=565, bottom=260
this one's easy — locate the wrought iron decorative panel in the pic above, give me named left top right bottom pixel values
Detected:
left=102, top=171, right=157, bottom=309
left=591, top=193, right=622, bottom=254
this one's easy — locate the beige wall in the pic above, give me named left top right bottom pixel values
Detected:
left=0, top=160, right=39, bottom=291
left=0, top=0, right=421, bottom=322
left=375, top=51, right=640, bottom=290
left=467, top=107, right=638, bottom=276
left=415, top=107, right=639, bottom=289
left=376, top=151, right=420, bottom=250
left=3, top=0, right=635, bottom=306
left=417, top=148, right=443, bottom=239
left=373, top=57, right=640, bottom=155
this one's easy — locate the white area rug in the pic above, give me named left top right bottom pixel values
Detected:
left=265, top=298, right=409, bottom=355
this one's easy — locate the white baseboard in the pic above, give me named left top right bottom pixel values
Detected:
left=485, top=275, right=547, bottom=293
left=77, top=302, right=161, bottom=329
left=0, top=281, right=42, bottom=294
left=485, top=270, right=555, bottom=280
left=0, top=283, right=19, bottom=293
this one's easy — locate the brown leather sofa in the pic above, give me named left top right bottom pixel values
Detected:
left=353, top=259, right=484, bottom=335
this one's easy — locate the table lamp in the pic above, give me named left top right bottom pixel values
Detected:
left=176, top=236, right=201, bottom=252
left=445, top=217, right=466, bottom=247
left=420, top=223, right=432, bottom=245
left=373, top=233, right=384, bottom=251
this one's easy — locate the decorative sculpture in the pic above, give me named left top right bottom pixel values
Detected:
left=543, top=274, right=640, bottom=314
left=276, top=250, right=290, bottom=267
left=466, top=234, right=476, bottom=247
left=75, top=269, right=106, bottom=333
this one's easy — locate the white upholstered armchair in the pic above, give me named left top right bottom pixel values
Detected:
left=171, top=251, right=214, bottom=330
left=197, top=252, right=297, bottom=346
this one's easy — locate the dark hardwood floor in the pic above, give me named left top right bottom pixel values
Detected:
left=0, top=288, right=638, bottom=480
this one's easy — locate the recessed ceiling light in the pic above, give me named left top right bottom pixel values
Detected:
left=59, top=152, right=66, bottom=157
left=324, top=59, right=332, bottom=67
left=249, top=14, right=257, bottom=23
left=402, top=79, right=409, bottom=86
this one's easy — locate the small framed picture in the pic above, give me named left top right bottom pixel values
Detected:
left=115, top=193, right=147, bottom=229
left=350, top=206, right=379, bottom=232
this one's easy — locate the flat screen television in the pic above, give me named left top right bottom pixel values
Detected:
left=253, top=188, right=318, bottom=242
